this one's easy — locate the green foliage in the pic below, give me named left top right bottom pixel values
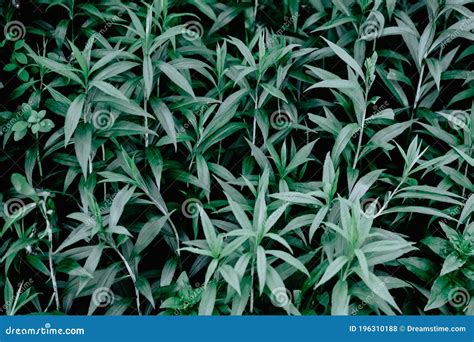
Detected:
left=0, top=0, right=472, bottom=316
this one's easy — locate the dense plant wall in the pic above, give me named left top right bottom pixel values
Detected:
left=0, top=0, right=473, bottom=315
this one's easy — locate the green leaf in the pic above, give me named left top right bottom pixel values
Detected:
left=74, top=124, right=92, bottom=178
left=331, top=123, right=358, bottom=165
left=331, top=280, right=349, bottom=315
left=90, top=80, right=128, bottom=101
left=109, top=186, right=135, bottom=228
left=11, top=173, right=38, bottom=201
left=160, top=257, right=178, bottom=287
left=64, top=94, right=86, bottom=146
left=198, top=207, right=219, bottom=255
left=257, top=246, right=267, bottom=295
left=460, top=194, right=474, bottom=224
left=134, top=216, right=167, bottom=254
left=424, top=276, right=452, bottom=311
left=354, top=249, right=369, bottom=281
left=219, top=265, right=241, bottom=295
left=315, top=256, right=349, bottom=288
left=143, top=55, right=153, bottom=99
left=358, top=271, right=400, bottom=311
left=271, top=192, right=322, bottom=206
left=322, top=37, right=364, bottom=80
left=1, top=238, right=37, bottom=262
left=309, top=206, right=329, bottom=241
left=349, top=170, right=384, bottom=202
left=157, top=62, right=195, bottom=98
left=225, top=196, right=253, bottom=231
left=261, top=83, right=287, bottom=103
left=440, top=253, right=466, bottom=276
left=32, top=55, right=84, bottom=85
left=266, top=250, right=309, bottom=276
left=381, top=206, right=457, bottom=221
left=199, top=282, right=217, bottom=315
left=136, top=277, right=155, bottom=308
left=149, top=99, right=177, bottom=150
left=228, top=37, right=256, bottom=68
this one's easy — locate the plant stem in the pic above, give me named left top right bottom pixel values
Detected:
left=144, top=98, right=149, bottom=147
left=9, top=281, right=24, bottom=315
left=375, top=177, right=405, bottom=217
left=102, top=145, right=106, bottom=200
left=413, top=65, right=425, bottom=113
left=113, top=245, right=142, bottom=315
left=353, top=106, right=367, bottom=168
left=41, top=200, right=60, bottom=311
left=36, top=133, right=43, bottom=178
